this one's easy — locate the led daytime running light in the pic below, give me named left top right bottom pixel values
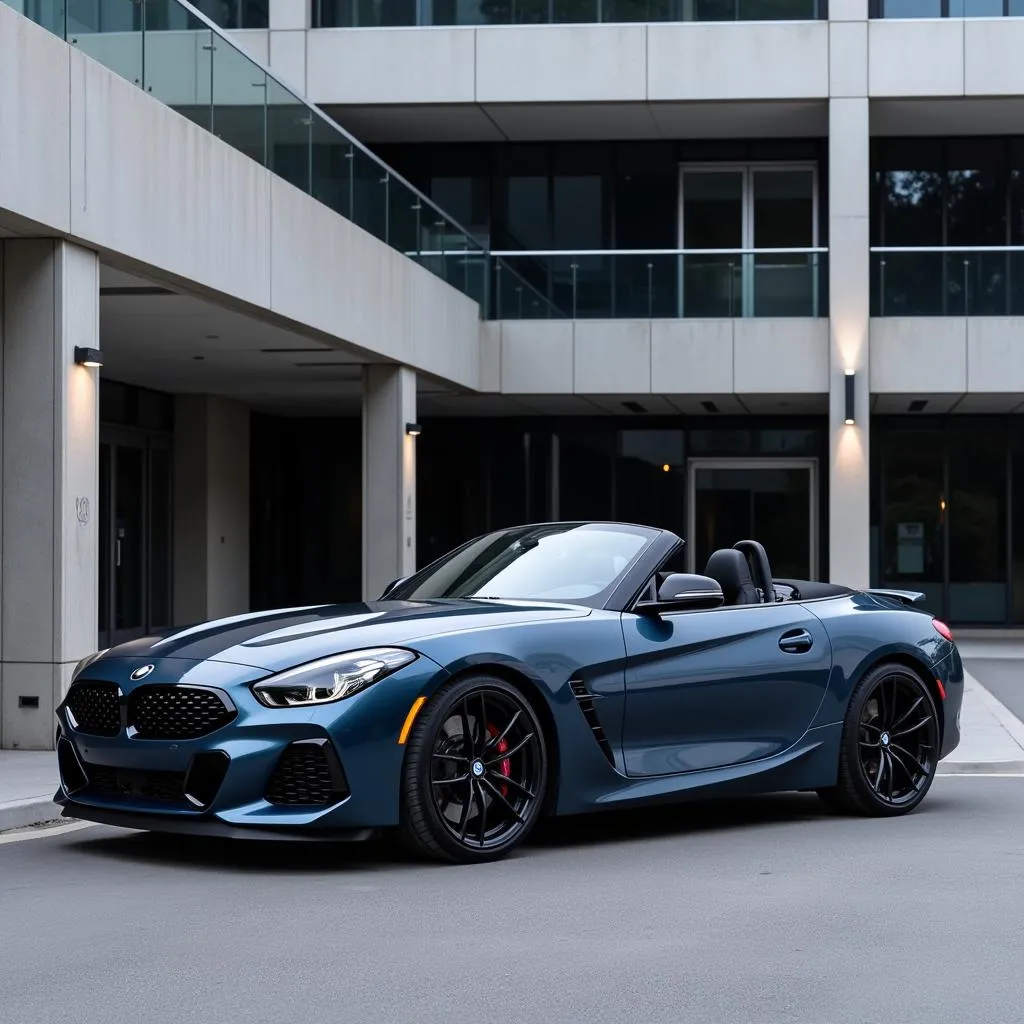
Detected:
left=252, top=648, right=416, bottom=708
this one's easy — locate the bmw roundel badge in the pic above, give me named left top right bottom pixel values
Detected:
left=130, top=664, right=154, bottom=681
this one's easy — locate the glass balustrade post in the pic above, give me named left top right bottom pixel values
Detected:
left=963, top=258, right=970, bottom=317
left=647, top=261, right=654, bottom=319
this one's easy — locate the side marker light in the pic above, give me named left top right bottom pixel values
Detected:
left=398, top=696, right=427, bottom=745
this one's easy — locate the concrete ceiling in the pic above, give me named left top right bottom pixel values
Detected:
left=871, top=392, right=1024, bottom=414
left=322, top=100, right=829, bottom=144
left=90, top=267, right=1024, bottom=421
left=98, top=264, right=373, bottom=414
left=871, top=97, right=1024, bottom=137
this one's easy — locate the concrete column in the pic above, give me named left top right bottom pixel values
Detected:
left=0, top=240, right=100, bottom=750
left=362, top=365, right=416, bottom=600
left=173, top=396, right=250, bottom=625
left=828, top=0, right=871, bottom=587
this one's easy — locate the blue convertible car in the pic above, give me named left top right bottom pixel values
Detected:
left=56, top=522, right=963, bottom=863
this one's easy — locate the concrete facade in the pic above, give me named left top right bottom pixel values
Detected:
left=0, top=240, right=100, bottom=749
left=362, top=366, right=418, bottom=601
left=173, top=396, right=251, bottom=625
left=3, top=0, right=1024, bottom=745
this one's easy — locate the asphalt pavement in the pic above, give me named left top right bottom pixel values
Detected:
left=3, top=778, right=1024, bottom=1024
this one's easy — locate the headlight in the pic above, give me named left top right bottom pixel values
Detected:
left=251, top=648, right=417, bottom=708
left=72, top=649, right=108, bottom=682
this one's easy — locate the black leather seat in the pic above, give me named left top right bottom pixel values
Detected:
left=703, top=549, right=761, bottom=606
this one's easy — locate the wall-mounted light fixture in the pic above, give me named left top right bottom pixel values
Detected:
left=74, top=346, right=104, bottom=368
left=844, top=369, right=855, bottom=425
left=405, top=422, right=422, bottom=437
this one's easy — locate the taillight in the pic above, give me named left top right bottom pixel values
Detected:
left=932, top=618, right=954, bottom=642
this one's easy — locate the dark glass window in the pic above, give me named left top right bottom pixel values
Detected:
left=1014, top=441, right=1024, bottom=624
left=872, top=417, right=1023, bottom=626
left=876, top=428, right=946, bottom=618
left=948, top=425, right=1008, bottom=623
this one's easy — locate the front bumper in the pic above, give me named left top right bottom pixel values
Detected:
left=54, top=654, right=444, bottom=836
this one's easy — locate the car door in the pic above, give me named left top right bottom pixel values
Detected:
left=620, top=602, right=833, bottom=777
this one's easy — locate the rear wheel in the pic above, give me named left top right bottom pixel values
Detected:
left=399, top=675, right=548, bottom=864
left=817, top=663, right=940, bottom=817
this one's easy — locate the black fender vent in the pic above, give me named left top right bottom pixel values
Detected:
left=569, top=679, right=615, bottom=765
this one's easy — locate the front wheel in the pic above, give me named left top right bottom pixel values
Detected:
left=399, top=675, right=548, bottom=863
left=817, top=663, right=940, bottom=817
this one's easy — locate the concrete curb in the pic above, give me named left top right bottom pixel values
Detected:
left=0, top=797, right=62, bottom=833
left=938, top=761, right=1024, bottom=775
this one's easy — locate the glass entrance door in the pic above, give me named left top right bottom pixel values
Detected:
left=687, top=458, right=818, bottom=580
left=679, top=163, right=818, bottom=317
left=98, top=429, right=173, bottom=648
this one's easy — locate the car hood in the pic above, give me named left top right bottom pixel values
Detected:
left=99, top=599, right=592, bottom=675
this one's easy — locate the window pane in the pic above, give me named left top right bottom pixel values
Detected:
left=615, top=431, right=686, bottom=534
left=1015, top=443, right=1024, bottom=624
left=878, top=432, right=945, bottom=617
left=949, top=428, right=1008, bottom=623
left=945, top=139, right=1007, bottom=247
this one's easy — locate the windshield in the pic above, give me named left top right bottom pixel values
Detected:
left=389, top=523, right=656, bottom=606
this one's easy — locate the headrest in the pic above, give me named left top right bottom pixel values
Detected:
left=704, top=548, right=755, bottom=602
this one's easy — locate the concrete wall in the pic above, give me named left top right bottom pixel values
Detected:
left=0, top=240, right=100, bottom=749
left=291, top=23, right=829, bottom=106
left=487, top=319, right=830, bottom=397
left=264, top=15, right=1024, bottom=109
left=871, top=318, right=1024, bottom=396
left=0, top=4, right=483, bottom=391
left=173, top=396, right=251, bottom=625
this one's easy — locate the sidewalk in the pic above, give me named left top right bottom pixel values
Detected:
left=937, top=668, right=1024, bottom=774
left=1, top=664, right=1022, bottom=832
left=0, top=749, right=60, bottom=832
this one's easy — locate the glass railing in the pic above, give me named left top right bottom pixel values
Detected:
left=871, top=247, right=1024, bottom=316
left=486, top=249, right=828, bottom=319
left=313, top=0, right=825, bottom=28
left=3, top=0, right=558, bottom=317
left=870, top=0, right=1024, bottom=16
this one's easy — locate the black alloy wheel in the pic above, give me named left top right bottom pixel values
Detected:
left=399, top=675, right=548, bottom=863
left=818, top=663, right=940, bottom=816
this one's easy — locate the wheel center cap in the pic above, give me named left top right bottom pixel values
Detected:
left=471, top=760, right=485, bottom=777
left=881, top=732, right=891, bottom=747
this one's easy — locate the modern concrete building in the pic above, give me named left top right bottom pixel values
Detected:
left=1, top=0, right=1023, bottom=748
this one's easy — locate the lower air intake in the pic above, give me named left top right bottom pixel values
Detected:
left=265, top=739, right=349, bottom=807
left=85, top=763, right=187, bottom=804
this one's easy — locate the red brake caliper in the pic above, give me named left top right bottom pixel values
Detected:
left=486, top=723, right=511, bottom=798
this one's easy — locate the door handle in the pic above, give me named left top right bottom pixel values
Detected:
left=779, top=629, right=813, bottom=654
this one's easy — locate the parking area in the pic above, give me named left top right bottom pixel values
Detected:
left=3, top=777, right=1024, bottom=1024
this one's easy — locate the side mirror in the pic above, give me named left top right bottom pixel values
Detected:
left=638, top=573, right=724, bottom=614
left=379, top=577, right=408, bottom=599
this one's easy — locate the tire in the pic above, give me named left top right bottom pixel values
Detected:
left=399, top=675, right=549, bottom=864
left=816, top=662, right=940, bottom=817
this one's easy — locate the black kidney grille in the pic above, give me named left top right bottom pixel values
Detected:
left=266, top=741, right=348, bottom=807
left=128, top=686, right=235, bottom=739
left=65, top=683, right=121, bottom=736
left=86, top=763, right=186, bottom=803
